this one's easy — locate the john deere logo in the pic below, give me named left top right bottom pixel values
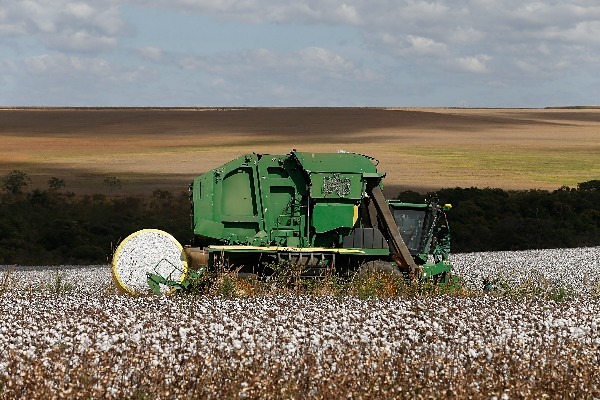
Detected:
left=323, top=174, right=351, bottom=197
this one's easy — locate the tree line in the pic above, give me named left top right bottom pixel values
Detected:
left=0, top=170, right=189, bottom=264
left=0, top=170, right=598, bottom=265
left=398, top=181, right=600, bottom=252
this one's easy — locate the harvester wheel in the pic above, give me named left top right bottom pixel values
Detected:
left=112, top=229, right=188, bottom=295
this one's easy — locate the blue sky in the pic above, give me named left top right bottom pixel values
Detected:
left=1, top=0, right=599, bottom=107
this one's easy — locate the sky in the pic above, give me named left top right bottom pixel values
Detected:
left=1, top=0, right=600, bottom=107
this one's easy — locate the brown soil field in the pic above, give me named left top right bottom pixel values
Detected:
left=1, top=107, right=599, bottom=197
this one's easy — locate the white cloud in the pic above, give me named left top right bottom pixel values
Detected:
left=335, top=3, right=362, bottom=25
left=453, top=55, right=491, bottom=74
left=144, top=0, right=365, bottom=25
left=20, top=53, right=144, bottom=82
left=0, top=0, right=127, bottom=52
left=510, top=3, right=600, bottom=28
left=178, top=46, right=377, bottom=84
left=448, top=26, right=484, bottom=44
left=4, top=1, right=600, bottom=72
left=64, top=2, right=96, bottom=20
left=0, top=23, right=26, bottom=36
left=44, top=31, right=118, bottom=52
left=515, top=59, right=538, bottom=74
left=399, top=0, right=451, bottom=21
left=2, top=0, right=600, bottom=106
left=297, top=47, right=354, bottom=71
left=405, top=35, right=448, bottom=56
left=1, top=52, right=157, bottom=105
left=561, top=21, right=600, bottom=43
left=138, top=46, right=163, bottom=61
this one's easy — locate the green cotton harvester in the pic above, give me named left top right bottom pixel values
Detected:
left=111, top=150, right=453, bottom=295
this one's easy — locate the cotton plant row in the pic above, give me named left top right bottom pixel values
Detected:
left=1, top=291, right=599, bottom=399
left=3, top=246, right=600, bottom=298
left=1, top=265, right=111, bottom=294
left=452, top=247, right=600, bottom=297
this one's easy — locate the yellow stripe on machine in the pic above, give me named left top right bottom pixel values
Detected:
left=208, top=245, right=366, bottom=254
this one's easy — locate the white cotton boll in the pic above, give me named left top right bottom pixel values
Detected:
left=569, top=326, right=585, bottom=338
left=485, top=347, right=493, bottom=361
left=130, top=332, right=142, bottom=344
left=99, top=340, right=111, bottom=352
left=179, top=327, right=188, bottom=342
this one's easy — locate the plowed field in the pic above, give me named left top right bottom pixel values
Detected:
left=1, top=107, right=599, bottom=196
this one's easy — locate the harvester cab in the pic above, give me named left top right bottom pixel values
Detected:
left=389, top=198, right=452, bottom=266
left=112, top=150, right=453, bottom=294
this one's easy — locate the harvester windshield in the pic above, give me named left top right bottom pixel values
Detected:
left=393, top=208, right=427, bottom=254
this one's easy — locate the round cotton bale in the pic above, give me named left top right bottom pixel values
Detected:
left=112, top=229, right=188, bottom=295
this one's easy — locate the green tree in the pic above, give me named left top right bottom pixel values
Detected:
left=103, top=176, right=121, bottom=192
left=1, top=170, right=32, bottom=194
left=577, top=180, right=600, bottom=191
left=48, top=177, right=65, bottom=190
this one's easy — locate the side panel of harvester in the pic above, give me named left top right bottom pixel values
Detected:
left=191, top=154, right=257, bottom=243
left=191, top=153, right=307, bottom=247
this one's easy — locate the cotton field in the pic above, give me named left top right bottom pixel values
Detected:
left=1, top=248, right=599, bottom=399
left=453, top=246, right=600, bottom=298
